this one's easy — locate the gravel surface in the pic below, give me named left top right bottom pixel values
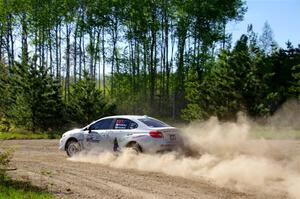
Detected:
left=1, top=139, right=298, bottom=199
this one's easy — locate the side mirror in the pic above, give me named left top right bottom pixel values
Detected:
left=88, top=126, right=92, bottom=133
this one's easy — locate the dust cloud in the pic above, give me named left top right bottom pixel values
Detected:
left=70, top=103, right=300, bottom=199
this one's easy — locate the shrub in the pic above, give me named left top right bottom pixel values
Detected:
left=0, top=117, right=10, bottom=132
left=0, top=150, right=12, bottom=180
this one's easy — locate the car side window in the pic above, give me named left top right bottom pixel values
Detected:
left=114, top=119, right=138, bottom=129
left=90, top=119, right=114, bottom=130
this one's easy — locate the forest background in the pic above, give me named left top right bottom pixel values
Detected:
left=0, top=0, right=299, bottom=132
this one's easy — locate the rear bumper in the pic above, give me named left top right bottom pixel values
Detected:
left=140, top=138, right=184, bottom=153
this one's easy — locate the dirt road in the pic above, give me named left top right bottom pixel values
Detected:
left=0, top=139, right=298, bottom=199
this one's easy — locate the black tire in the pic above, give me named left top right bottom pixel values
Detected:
left=127, top=142, right=142, bottom=154
left=66, top=140, right=81, bottom=157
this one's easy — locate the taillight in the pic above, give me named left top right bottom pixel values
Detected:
left=149, top=131, right=163, bottom=138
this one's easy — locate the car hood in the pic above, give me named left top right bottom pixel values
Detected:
left=63, top=128, right=82, bottom=136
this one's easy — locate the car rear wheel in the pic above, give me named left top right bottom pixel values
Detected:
left=127, top=142, right=142, bottom=154
left=66, top=140, right=81, bottom=157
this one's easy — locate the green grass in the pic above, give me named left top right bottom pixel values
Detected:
left=0, top=177, right=54, bottom=199
left=0, top=131, right=61, bottom=140
left=0, top=132, right=48, bottom=140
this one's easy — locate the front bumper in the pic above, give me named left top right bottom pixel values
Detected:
left=59, top=137, right=67, bottom=151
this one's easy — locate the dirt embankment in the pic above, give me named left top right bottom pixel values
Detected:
left=1, top=139, right=299, bottom=199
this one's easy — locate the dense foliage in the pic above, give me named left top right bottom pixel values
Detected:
left=0, top=0, right=299, bottom=131
left=182, top=36, right=300, bottom=120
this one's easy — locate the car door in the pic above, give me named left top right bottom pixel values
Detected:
left=83, top=118, right=114, bottom=151
left=109, top=118, right=138, bottom=151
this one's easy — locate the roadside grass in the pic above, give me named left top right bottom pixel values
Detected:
left=249, top=128, right=300, bottom=139
left=0, top=132, right=48, bottom=140
left=0, top=131, right=61, bottom=140
left=0, top=146, right=55, bottom=199
left=0, top=176, right=54, bottom=199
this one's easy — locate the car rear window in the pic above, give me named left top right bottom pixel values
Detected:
left=138, top=118, right=169, bottom=128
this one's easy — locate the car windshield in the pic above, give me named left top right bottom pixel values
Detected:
left=138, top=118, right=169, bottom=128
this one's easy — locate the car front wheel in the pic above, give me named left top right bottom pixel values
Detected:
left=66, top=140, right=81, bottom=157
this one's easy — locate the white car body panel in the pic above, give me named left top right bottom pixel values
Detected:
left=59, top=115, right=184, bottom=155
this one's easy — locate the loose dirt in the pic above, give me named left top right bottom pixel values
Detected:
left=1, top=139, right=299, bottom=199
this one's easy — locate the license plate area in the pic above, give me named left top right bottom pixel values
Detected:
left=169, top=134, right=176, bottom=141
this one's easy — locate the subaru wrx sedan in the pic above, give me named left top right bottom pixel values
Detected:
left=59, top=115, right=184, bottom=157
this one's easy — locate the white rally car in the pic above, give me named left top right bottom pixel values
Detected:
left=59, top=115, right=184, bottom=156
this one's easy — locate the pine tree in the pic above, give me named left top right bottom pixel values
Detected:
left=7, top=63, right=65, bottom=131
left=67, top=71, right=116, bottom=125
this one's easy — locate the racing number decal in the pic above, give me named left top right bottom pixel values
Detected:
left=87, top=133, right=101, bottom=143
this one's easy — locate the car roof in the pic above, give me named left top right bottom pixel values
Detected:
left=101, top=115, right=149, bottom=120
left=85, top=115, right=173, bottom=129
